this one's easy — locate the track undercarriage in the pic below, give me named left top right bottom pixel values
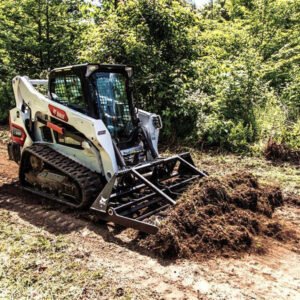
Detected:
left=20, top=144, right=102, bottom=208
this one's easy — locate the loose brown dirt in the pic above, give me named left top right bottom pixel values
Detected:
left=1, top=128, right=300, bottom=299
left=140, top=173, right=298, bottom=259
left=265, top=138, right=300, bottom=164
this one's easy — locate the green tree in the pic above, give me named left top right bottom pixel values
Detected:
left=80, top=0, right=201, bottom=139
left=0, top=0, right=86, bottom=121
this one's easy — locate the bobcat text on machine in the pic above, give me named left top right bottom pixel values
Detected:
left=7, top=63, right=207, bottom=234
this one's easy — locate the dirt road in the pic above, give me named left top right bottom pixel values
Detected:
left=0, top=136, right=299, bottom=299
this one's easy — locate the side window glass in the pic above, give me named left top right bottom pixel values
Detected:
left=51, top=75, right=88, bottom=114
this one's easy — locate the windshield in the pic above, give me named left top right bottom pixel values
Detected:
left=91, top=72, right=134, bottom=139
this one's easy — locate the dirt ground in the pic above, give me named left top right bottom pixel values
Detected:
left=0, top=128, right=299, bottom=299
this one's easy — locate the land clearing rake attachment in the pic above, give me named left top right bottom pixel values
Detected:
left=91, top=153, right=207, bottom=234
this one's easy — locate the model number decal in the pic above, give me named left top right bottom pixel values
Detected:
left=97, top=130, right=106, bottom=135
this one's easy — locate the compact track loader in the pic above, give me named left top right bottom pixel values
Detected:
left=8, top=63, right=206, bottom=234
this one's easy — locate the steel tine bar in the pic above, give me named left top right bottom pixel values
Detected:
left=108, top=210, right=158, bottom=234
left=115, top=191, right=157, bottom=212
left=110, top=183, right=146, bottom=199
left=119, top=197, right=163, bottom=217
left=136, top=204, right=170, bottom=221
left=168, top=175, right=199, bottom=189
left=131, top=169, right=176, bottom=205
left=177, top=156, right=208, bottom=177
left=115, top=174, right=199, bottom=213
left=110, top=172, right=179, bottom=200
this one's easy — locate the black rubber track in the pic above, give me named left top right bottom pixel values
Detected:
left=19, top=143, right=103, bottom=208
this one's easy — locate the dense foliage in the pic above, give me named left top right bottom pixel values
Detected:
left=0, top=0, right=299, bottom=152
left=0, top=0, right=85, bottom=120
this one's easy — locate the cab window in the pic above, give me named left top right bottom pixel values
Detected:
left=50, top=74, right=88, bottom=114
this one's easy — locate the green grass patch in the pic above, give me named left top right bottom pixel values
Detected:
left=0, top=211, right=122, bottom=299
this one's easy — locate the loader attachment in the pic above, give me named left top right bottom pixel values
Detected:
left=91, top=153, right=207, bottom=234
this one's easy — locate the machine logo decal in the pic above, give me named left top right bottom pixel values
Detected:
left=48, top=104, right=68, bottom=122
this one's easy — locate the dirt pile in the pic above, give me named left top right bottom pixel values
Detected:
left=141, top=172, right=287, bottom=259
left=265, top=139, right=300, bottom=164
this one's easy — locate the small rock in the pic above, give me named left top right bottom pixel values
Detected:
left=116, top=287, right=124, bottom=297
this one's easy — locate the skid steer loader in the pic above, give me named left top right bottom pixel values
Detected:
left=7, top=63, right=206, bottom=234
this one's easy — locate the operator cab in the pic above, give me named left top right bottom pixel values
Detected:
left=49, top=64, right=158, bottom=165
left=49, top=64, right=136, bottom=139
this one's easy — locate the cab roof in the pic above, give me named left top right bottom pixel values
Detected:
left=50, top=63, right=131, bottom=76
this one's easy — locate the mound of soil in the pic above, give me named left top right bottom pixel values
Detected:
left=265, top=139, right=300, bottom=164
left=141, top=172, right=286, bottom=259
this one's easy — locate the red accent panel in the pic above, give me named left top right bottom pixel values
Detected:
left=10, top=122, right=27, bottom=146
left=47, top=121, right=65, bottom=135
left=48, top=104, right=68, bottom=122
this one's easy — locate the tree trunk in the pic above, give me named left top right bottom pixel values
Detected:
left=38, top=0, right=43, bottom=71
left=46, top=0, right=50, bottom=68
